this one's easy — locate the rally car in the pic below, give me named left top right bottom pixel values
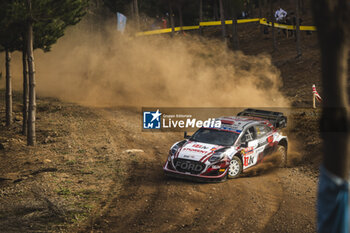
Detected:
left=163, top=109, right=288, bottom=182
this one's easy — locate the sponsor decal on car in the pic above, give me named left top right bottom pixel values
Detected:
left=192, top=144, right=209, bottom=149
left=244, top=154, right=255, bottom=167
left=175, top=162, right=202, bottom=171
left=241, top=146, right=254, bottom=155
left=183, top=148, right=208, bottom=153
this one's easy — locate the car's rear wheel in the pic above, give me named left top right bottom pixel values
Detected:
left=277, top=145, right=287, bottom=167
left=227, top=156, right=242, bottom=179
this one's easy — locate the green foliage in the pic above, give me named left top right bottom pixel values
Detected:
left=57, top=187, right=71, bottom=196
left=0, top=0, right=89, bottom=52
left=0, top=1, right=22, bottom=51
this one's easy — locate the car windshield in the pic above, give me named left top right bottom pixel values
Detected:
left=190, top=128, right=238, bottom=146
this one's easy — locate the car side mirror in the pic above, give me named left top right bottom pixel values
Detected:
left=184, top=131, right=191, bottom=139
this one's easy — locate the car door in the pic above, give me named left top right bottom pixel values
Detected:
left=254, top=124, right=274, bottom=159
left=241, top=126, right=261, bottom=169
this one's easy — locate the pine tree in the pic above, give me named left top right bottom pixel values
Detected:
left=0, top=0, right=88, bottom=145
left=0, top=1, right=22, bottom=126
left=27, top=0, right=88, bottom=146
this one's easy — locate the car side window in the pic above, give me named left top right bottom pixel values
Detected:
left=255, top=124, right=272, bottom=138
left=242, top=127, right=256, bottom=142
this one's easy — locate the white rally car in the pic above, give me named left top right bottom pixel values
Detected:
left=163, top=109, right=288, bottom=182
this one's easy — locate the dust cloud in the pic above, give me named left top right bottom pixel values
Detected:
left=0, top=20, right=289, bottom=108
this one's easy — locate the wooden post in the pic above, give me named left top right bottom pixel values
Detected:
left=5, top=49, right=12, bottom=126
left=313, top=93, right=316, bottom=108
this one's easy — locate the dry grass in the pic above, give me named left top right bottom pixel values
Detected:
left=0, top=91, right=130, bottom=232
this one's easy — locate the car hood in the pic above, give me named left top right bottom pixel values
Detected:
left=176, top=141, right=222, bottom=161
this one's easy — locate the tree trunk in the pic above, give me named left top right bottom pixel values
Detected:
left=213, top=0, right=219, bottom=21
left=169, top=0, right=175, bottom=37
left=270, top=0, right=277, bottom=51
left=199, top=0, right=203, bottom=36
left=219, top=0, right=226, bottom=42
left=130, top=1, right=134, bottom=19
left=231, top=4, right=239, bottom=51
left=133, top=0, right=140, bottom=30
left=27, top=0, right=36, bottom=146
left=249, top=0, right=254, bottom=17
left=178, top=5, right=183, bottom=33
left=312, top=0, right=350, bottom=180
left=300, top=0, right=305, bottom=15
left=5, top=49, right=12, bottom=126
left=295, top=0, right=301, bottom=57
left=259, top=0, right=263, bottom=34
left=22, top=48, right=29, bottom=135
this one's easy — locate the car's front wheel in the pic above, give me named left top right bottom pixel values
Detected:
left=227, top=156, right=242, bottom=179
left=277, top=145, right=287, bottom=168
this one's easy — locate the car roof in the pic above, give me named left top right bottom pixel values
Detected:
left=207, top=116, right=270, bottom=133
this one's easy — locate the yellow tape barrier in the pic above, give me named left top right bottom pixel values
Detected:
left=259, top=18, right=317, bottom=31
left=199, top=18, right=260, bottom=26
left=135, top=25, right=199, bottom=36
left=136, top=18, right=316, bottom=36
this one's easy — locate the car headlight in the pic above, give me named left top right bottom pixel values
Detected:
left=209, top=151, right=225, bottom=163
left=169, top=144, right=180, bottom=156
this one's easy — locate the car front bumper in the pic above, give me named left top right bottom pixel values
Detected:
left=163, top=161, right=228, bottom=182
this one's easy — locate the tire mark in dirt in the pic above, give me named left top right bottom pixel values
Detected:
left=85, top=109, right=166, bottom=232
left=164, top=174, right=284, bottom=233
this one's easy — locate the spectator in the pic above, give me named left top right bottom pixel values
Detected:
left=151, top=15, right=161, bottom=30
left=286, top=12, right=303, bottom=38
left=161, top=16, right=167, bottom=29
left=275, top=7, right=287, bottom=23
left=238, top=11, right=249, bottom=19
left=292, top=13, right=303, bottom=26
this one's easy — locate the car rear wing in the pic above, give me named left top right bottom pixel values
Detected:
left=237, top=108, right=287, bottom=129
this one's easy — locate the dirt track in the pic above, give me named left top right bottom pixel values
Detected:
left=79, top=109, right=317, bottom=233
left=0, top=95, right=321, bottom=233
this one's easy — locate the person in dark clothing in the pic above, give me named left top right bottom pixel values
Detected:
left=285, top=12, right=303, bottom=38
